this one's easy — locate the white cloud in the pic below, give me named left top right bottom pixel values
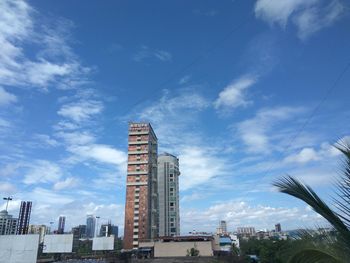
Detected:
left=179, top=146, right=227, bottom=190
left=68, top=144, right=127, bottom=167
left=33, top=134, right=59, bottom=147
left=179, top=75, right=191, bottom=85
left=139, top=91, right=209, bottom=126
left=133, top=46, right=172, bottom=62
left=57, top=100, right=103, bottom=122
left=255, top=0, right=313, bottom=27
left=237, top=106, right=304, bottom=153
left=0, top=117, right=11, bottom=129
left=0, top=182, right=17, bottom=194
left=254, top=0, right=345, bottom=39
left=53, top=177, right=79, bottom=191
left=134, top=91, right=227, bottom=190
left=23, top=160, right=62, bottom=185
left=0, top=0, right=90, bottom=90
left=154, top=50, right=172, bottom=61
left=284, top=147, right=320, bottom=163
left=214, top=75, right=257, bottom=110
left=294, top=1, right=345, bottom=39
left=55, top=131, right=96, bottom=145
left=282, top=135, right=348, bottom=164
left=181, top=200, right=325, bottom=233
left=0, top=87, right=17, bottom=106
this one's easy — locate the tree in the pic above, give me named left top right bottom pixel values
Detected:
left=273, top=142, right=350, bottom=263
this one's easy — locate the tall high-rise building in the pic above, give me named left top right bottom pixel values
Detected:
left=124, top=122, right=158, bottom=249
left=157, top=153, right=180, bottom=237
left=86, top=215, right=96, bottom=238
left=0, top=210, right=18, bottom=235
left=17, top=201, right=32, bottom=235
left=58, top=216, right=66, bottom=234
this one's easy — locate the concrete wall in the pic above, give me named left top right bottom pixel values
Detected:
left=154, top=241, right=213, bottom=257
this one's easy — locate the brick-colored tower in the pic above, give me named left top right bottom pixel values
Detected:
left=124, top=123, right=158, bottom=249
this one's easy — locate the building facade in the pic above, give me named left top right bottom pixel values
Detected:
left=0, top=210, right=18, bottom=235
left=124, top=122, right=158, bottom=249
left=157, top=153, right=180, bottom=237
left=216, top=220, right=227, bottom=235
left=86, top=215, right=96, bottom=238
left=28, top=224, right=49, bottom=243
left=58, top=216, right=66, bottom=234
left=17, top=201, right=32, bottom=235
left=237, top=227, right=256, bottom=237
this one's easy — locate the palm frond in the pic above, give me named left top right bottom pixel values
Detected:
left=273, top=176, right=348, bottom=235
left=287, top=248, right=341, bottom=263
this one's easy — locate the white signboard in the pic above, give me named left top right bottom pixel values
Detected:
left=0, top=234, right=39, bottom=263
left=43, top=234, right=73, bottom=253
left=92, top=235, right=114, bottom=251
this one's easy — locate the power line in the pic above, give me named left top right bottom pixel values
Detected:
left=121, top=13, right=253, bottom=116
left=264, top=60, right=350, bottom=179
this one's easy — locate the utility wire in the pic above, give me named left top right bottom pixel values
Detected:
left=4, top=12, right=254, bottom=203
left=264, top=60, right=350, bottom=180
left=121, top=13, right=253, bottom=116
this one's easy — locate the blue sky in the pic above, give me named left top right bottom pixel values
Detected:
left=0, top=0, right=350, bottom=234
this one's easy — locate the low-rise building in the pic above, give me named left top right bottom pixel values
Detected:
left=28, top=224, right=49, bottom=243
left=139, top=236, right=214, bottom=257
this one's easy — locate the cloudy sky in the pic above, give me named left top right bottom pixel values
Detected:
left=1, top=0, right=349, bottom=235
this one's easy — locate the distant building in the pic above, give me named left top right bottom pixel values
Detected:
left=58, top=216, right=66, bottom=234
left=275, top=223, right=281, bottom=233
left=71, top=225, right=86, bottom=239
left=86, top=215, right=96, bottom=238
left=124, top=122, right=158, bottom=249
left=17, top=201, right=32, bottom=235
left=111, top=225, right=118, bottom=237
left=99, top=222, right=118, bottom=237
left=216, top=220, right=227, bottom=235
left=157, top=152, right=180, bottom=237
left=237, top=227, right=255, bottom=236
left=28, top=224, right=49, bottom=243
left=0, top=210, right=18, bottom=235
left=72, top=224, right=87, bottom=251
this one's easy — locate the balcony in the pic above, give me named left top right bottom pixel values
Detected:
left=128, top=140, right=149, bottom=145
left=127, top=181, right=147, bottom=186
left=129, top=130, right=149, bottom=135
left=128, top=170, right=148, bottom=175
left=128, top=160, right=148, bottom=165
left=128, top=150, right=148, bottom=155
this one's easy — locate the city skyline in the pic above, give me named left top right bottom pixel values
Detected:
left=1, top=0, right=350, bottom=234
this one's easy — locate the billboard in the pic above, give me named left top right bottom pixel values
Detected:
left=92, top=235, right=114, bottom=251
left=0, top=234, right=39, bottom=263
left=43, top=234, right=73, bottom=253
